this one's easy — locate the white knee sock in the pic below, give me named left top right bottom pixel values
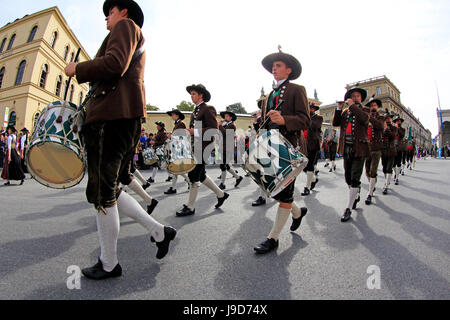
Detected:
left=394, top=167, right=399, bottom=179
left=96, top=206, right=120, bottom=272
left=152, top=167, right=158, bottom=180
left=306, top=171, right=314, bottom=189
left=369, top=177, right=377, bottom=196
left=221, top=170, right=227, bottom=184
left=187, top=182, right=200, bottom=210
left=347, top=188, right=359, bottom=210
left=259, top=188, right=267, bottom=200
left=202, top=176, right=225, bottom=198
left=171, top=174, right=179, bottom=189
left=117, top=192, right=164, bottom=242
left=291, top=202, right=302, bottom=219
left=332, top=160, right=335, bottom=167
left=268, top=207, right=291, bottom=240
left=133, top=169, right=147, bottom=185
left=228, top=168, right=239, bottom=179
left=128, top=179, right=153, bottom=205
left=385, top=174, right=392, bottom=188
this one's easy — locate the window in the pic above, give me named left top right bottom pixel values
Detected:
left=50, top=31, right=57, bottom=48
left=27, top=26, right=38, bottom=43
left=69, top=85, right=74, bottom=102
left=7, top=34, right=16, bottom=50
left=79, top=92, right=83, bottom=105
left=0, top=38, right=6, bottom=53
left=0, top=67, right=4, bottom=88
left=70, top=52, right=74, bottom=62
left=55, top=76, right=62, bottom=97
left=376, top=87, right=381, bottom=96
left=15, top=60, right=26, bottom=85
left=8, top=111, right=16, bottom=126
left=63, top=46, right=69, bottom=61
left=39, top=64, right=48, bottom=88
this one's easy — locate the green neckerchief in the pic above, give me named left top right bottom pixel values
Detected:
left=267, top=89, right=281, bottom=112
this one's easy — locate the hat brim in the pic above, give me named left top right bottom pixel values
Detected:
left=166, top=110, right=185, bottom=121
left=103, top=0, right=144, bottom=28
left=155, top=122, right=165, bottom=127
left=345, top=88, right=368, bottom=102
left=262, top=52, right=302, bottom=80
left=220, top=111, right=237, bottom=122
left=365, top=99, right=382, bottom=108
left=186, top=85, right=211, bottom=103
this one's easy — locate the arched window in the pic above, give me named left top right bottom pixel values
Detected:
left=8, top=111, right=16, bottom=126
left=50, top=31, right=57, bottom=49
left=79, top=92, right=84, bottom=105
left=33, top=112, right=40, bottom=129
left=0, top=38, right=6, bottom=53
left=70, top=52, right=74, bottom=62
left=0, top=67, right=5, bottom=89
left=63, top=45, right=69, bottom=61
left=7, top=34, right=16, bottom=50
left=39, top=64, right=48, bottom=88
left=55, top=75, right=62, bottom=97
left=27, top=26, right=38, bottom=43
left=69, top=85, right=74, bottom=102
left=15, top=60, right=26, bottom=85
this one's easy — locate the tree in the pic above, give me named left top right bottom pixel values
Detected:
left=146, top=104, right=159, bottom=111
left=177, top=100, right=195, bottom=111
left=226, top=102, right=247, bottom=114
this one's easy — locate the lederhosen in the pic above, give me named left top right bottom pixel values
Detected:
left=365, top=111, right=384, bottom=179
left=381, top=124, right=397, bottom=174
left=219, top=121, right=236, bottom=172
left=303, top=113, right=322, bottom=173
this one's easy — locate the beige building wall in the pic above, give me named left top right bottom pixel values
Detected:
left=0, top=6, right=90, bottom=131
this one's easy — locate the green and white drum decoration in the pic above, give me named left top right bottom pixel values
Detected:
left=142, top=147, right=157, bottom=165
left=244, top=129, right=308, bottom=198
left=26, top=101, right=86, bottom=189
left=155, top=145, right=167, bottom=169
left=164, top=135, right=195, bottom=174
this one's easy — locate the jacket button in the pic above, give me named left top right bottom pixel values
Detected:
left=102, top=91, right=106, bottom=95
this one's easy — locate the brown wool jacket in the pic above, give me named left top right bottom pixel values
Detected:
left=367, top=111, right=386, bottom=152
left=307, top=113, right=323, bottom=151
left=396, top=127, right=407, bottom=152
left=333, top=103, right=370, bottom=158
left=76, top=19, right=146, bottom=124
left=173, top=120, right=186, bottom=132
left=189, top=103, right=218, bottom=153
left=154, top=129, right=168, bottom=147
left=261, top=81, right=311, bottom=155
left=219, top=121, right=236, bottom=161
left=383, top=124, right=398, bottom=157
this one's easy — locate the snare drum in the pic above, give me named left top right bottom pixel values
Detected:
left=142, top=147, right=157, bottom=165
left=26, top=101, right=85, bottom=189
left=244, top=130, right=308, bottom=198
left=155, top=146, right=167, bottom=169
left=164, top=136, right=195, bottom=174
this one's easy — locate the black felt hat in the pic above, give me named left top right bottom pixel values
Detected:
left=220, top=111, right=237, bottom=122
left=186, top=84, right=211, bottom=103
left=103, top=0, right=144, bottom=28
left=166, top=109, right=185, bottom=121
left=262, top=48, right=302, bottom=80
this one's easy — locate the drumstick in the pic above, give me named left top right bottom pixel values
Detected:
left=258, top=100, right=284, bottom=134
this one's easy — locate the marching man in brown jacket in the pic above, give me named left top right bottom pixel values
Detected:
left=364, top=97, right=385, bottom=205
left=253, top=49, right=310, bottom=254
left=381, top=112, right=398, bottom=195
left=333, top=87, right=370, bottom=222
left=64, top=0, right=176, bottom=280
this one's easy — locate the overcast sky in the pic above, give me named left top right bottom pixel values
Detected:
left=2, top=0, right=449, bottom=136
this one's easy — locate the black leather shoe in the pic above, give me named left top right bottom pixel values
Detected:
left=315, top=170, right=319, bottom=177
left=166, top=177, right=173, bottom=182
left=20, top=180, right=24, bottom=185
left=341, top=209, right=352, bottom=223
left=383, top=188, right=388, bottom=195
left=219, top=183, right=226, bottom=190
left=164, top=187, right=177, bottom=195
left=4, top=182, right=10, bottom=186
left=329, top=168, right=333, bottom=173
left=311, top=179, right=319, bottom=190
left=352, top=195, right=360, bottom=210
left=176, top=205, right=195, bottom=217
left=333, top=165, right=337, bottom=172
left=365, top=195, right=372, bottom=205
left=324, top=163, right=330, bottom=168
left=147, top=177, right=155, bottom=183
left=290, top=207, right=308, bottom=232
left=150, top=226, right=177, bottom=260
left=147, top=199, right=159, bottom=215
left=395, top=179, right=399, bottom=186
left=142, top=182, right=151, bottom=190
left=301, top=187, right=310, bottom=196
left=235, top=176, right=243, bottom=187
left=82, top=259, right=122, bottom=280
left=252, top=196, right=266, bottom=207
left=215, top=192, right=230, bottom=209
left=254, top=238, right=279, bottom=254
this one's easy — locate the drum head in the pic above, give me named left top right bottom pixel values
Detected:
left=168, top=159, right=196, bottom=175
left=27, top=142, right=84, bottom=189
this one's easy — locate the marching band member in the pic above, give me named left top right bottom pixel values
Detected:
left=164, top=109, right=190, bottom=195
left=146, top=121, right=167, bottom=184
left=218, top=111, right=243, bottom=190
left=253, top=49, right=310, bottom=254
left=65, top=0, right=176, bottom=280
left=176, top=84, right=230, bottom=217
left=1, top=126, right=25, bottom=186
left=407, top=136, right=416, bottom=170
left=333, top=87, right=370, bottom=222
left=327, top=129, right=338, bottom=172
left=251, top=99, right=268, bottom=207
left=364, top=97, right=385, bottom=205
left=381, top=112, right=397, bottom=195
left=393, top=115, right=406, bottom=185
left=301, top=102, right=323, bottom=196
left=19, top=128, right=29, bottom=174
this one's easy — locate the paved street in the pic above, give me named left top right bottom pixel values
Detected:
left=0, top=158, right=449, bottom=300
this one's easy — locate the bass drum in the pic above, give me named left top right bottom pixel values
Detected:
left=26, top=101, right=85, bottom=189
left=164, top=135, right=195, bottom=174
left=243, top=129, right=308, bottom=198
left=142, top=147, right=157, bottom=165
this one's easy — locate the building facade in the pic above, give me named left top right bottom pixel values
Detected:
left=436, top=108, right=450, bottom=149
left=0, top=6, right=90, bottom=131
